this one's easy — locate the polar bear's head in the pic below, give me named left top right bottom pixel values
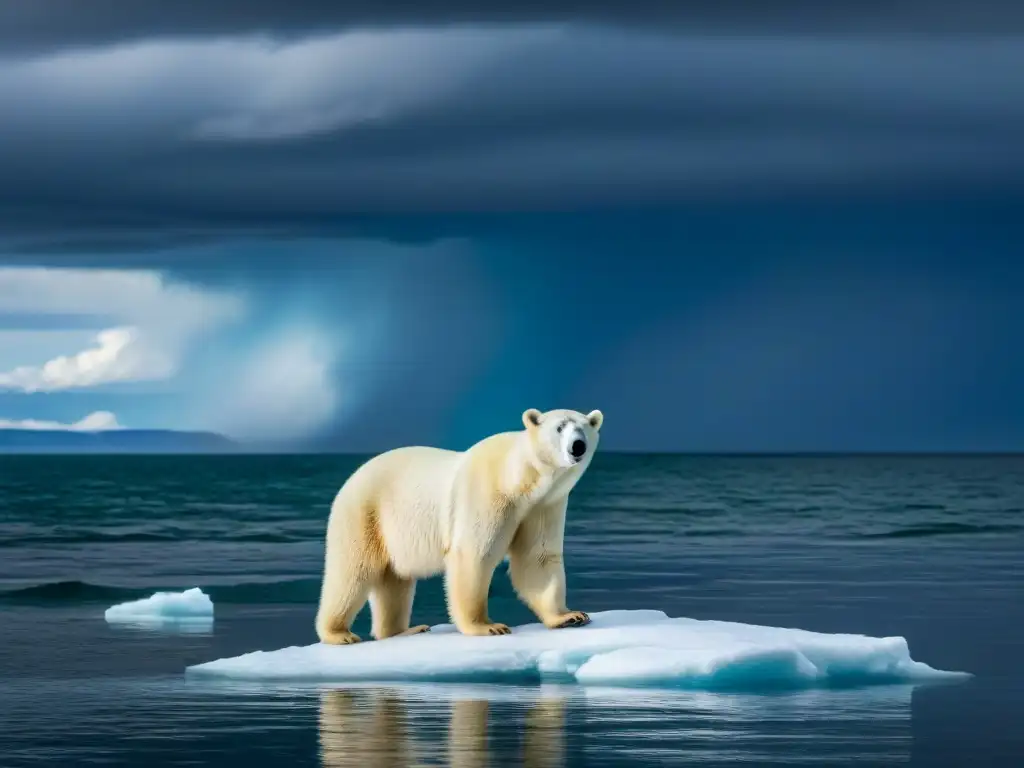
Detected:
left=522, top=407, right=603, bottom=469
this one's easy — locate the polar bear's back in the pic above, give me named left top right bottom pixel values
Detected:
left=330, top=445, right=463, bottom=579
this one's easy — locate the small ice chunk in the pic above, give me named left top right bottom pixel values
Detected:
left=185, top=609, right=969, bottom=690
left=105, top=587, right=214, bottom=625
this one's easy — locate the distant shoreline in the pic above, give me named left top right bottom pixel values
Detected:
left=0, top=428, right=237, bottom=455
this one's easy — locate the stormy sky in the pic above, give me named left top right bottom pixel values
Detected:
left=0, top=1, right=1021, bottom=451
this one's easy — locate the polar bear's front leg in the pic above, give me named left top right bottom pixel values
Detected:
left=444, top=549, right=511, bottom=636
left=508, top=500, right=591, bottom=630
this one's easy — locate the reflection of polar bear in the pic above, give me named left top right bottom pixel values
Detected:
left=315, top=407, right=604, bottom=644
left=318, top=686, right=568, bottom=768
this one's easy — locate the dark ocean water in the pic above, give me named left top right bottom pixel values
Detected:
left=1, top=453, right=1022, bottom=766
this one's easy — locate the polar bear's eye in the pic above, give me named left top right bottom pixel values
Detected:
left=556, top=423, right=564, bottom=433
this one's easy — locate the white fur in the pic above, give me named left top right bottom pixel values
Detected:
left=315, top=407, right=603, bottom=643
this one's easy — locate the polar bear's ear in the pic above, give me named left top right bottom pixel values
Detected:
left=587, top=410, right=604, bottom=430
left=523, top=408, right=543, bottom=429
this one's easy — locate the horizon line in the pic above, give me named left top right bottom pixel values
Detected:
left=1, top=449, right=1023, bottom=458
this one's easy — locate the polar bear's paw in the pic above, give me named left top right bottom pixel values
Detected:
left=459, top=622, right=512, bottom=637
left=321, top=630, right=362, bottom=645
left=399, top=624, right=432, bottom=636
left=548, top=611, right=591, bottom=629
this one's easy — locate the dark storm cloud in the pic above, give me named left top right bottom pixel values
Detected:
left=0, top=8, right=1022, bottom=250
left=2, top=0, right=1024, bottom=54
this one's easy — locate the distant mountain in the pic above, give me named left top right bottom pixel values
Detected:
left=0, top=429, right=238, bottom=454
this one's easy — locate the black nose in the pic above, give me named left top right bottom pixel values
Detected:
left=570, top=439, right=587, bottom=459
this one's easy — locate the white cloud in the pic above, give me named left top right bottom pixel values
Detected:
left=203, top=327, right=339, bottom=443
left=0, top=266, right=345, bottom=442
left=0, top=326, right=173, bottom=393
left=0, top=267, right=244, bottom=392
left=0, top=410, right=122, bottom=431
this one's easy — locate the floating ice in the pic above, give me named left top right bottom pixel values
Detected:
left=105, top=587, right=214, bottom=627
left=185, top=609, right=968, bottom=689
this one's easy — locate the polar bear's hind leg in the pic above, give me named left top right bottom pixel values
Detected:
left=315, top=555, right=371, bottom=645
left=369, top=567, right=430, bottom=640
left=316, top=500, right=390, bottom=645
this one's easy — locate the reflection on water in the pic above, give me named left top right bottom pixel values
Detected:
left=0, top=672, right=937, bottom=766
left=314, top=682, right=920, bottom=767
left=582, top=685, right=916, bottom=765
left=105, top=617, right=215, bottom=635
left=318, top=685, right=569, bottom=768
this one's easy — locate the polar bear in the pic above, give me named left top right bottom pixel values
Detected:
left=315, top=407, right=603, bottom=644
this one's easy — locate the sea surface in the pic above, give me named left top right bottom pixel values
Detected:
left=1, top=453, right=1022, bottom=766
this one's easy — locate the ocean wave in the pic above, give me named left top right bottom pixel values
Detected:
left=0, top=530, right=312, bottom=547
left=858, top=522, right=1022, bottom=540
left=681, top=528, right=746, bottom=538
left=0, top=578, right=323, bottom=605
